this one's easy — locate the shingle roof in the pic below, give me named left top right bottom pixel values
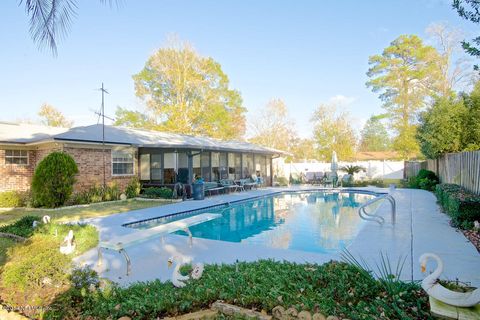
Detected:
left=0, top=122, right=284, bottom=155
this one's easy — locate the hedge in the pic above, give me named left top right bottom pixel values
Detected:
left=435, top=183, right=480, bottom=229
left=142, top=187, right=173, bottom=199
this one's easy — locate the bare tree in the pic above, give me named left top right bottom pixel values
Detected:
left=426, top=22, right=475, bottom=95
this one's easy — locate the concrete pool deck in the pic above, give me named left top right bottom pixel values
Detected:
left=74, top=187, right=480, bottom=287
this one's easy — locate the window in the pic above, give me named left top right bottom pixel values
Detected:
left=151, top=154, right=162, bottom=180
left=112, top=151, right=134, bottom=175
left=5, top=150, right=28, bottom=165
left=140, top=154, right=150, bottom=180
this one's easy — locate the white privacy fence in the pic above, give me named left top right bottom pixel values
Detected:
left=273, top=158, right=404, bottom=180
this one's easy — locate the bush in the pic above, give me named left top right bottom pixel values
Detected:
left=69, top=182, right=122, bottom=205
left=0, top=215, right=40, bottom=238
left=408, top=169, right=439, bottom=191
left=31, top=152, right=78, bottom=208
left=125, top=177, right=141, bottom=198
left=143, top=187, right=173, bottom=199
left=435, top=183, right=480, bottom=229
left=0, top=190, right=26, bottom=207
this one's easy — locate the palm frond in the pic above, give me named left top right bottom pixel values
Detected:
left=20, top=0, right=122, bottom=55
left=21, top=0, right=78, bottom=55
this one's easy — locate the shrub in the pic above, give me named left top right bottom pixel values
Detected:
left=0, top=215, right=40, bottom=238
left=143, top=187, right=173, bottom=199
left=69, top=182, right=122, bottom=205
left=435, top=183, right=480, bottom=229
left=408, top=169, right=439, bottom=191
left=0, top=190, right=26, bottom=207
left=125, top=177, right=141, bottom=198
left=31, top=152, right=78, bottom=208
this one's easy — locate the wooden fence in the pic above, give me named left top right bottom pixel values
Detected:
left=404, top=151, right=480, bottom=195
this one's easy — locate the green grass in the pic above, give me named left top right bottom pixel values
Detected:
left=0, top=199, right=169, bottom=226
left=45, top=260, right=432, bottom=320
left=0, top=219, right=99, bottom=318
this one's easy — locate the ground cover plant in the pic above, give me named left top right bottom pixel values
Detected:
left=44, top=260, right=431, bottom=320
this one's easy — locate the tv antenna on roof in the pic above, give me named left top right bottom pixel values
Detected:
left=95, top=82, right=112, bottom=188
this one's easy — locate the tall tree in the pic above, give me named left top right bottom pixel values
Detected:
left=249, top=99, right=296, bottom=154
left=19, top=0, right=118, bottom=55
left=359, top=115, right=391, bottom=152
left=311, top=103, right=357, bottom=162
left=132, top=39, right=246, bottom=140
left=461, top=81, right=480, bottom=150
left=114, top=107, right=157, bottom=130
left=452, top=0, right=480, bottom=71
left=426, top=22, right=474, bottom=95
left=38, top=103, right=73, bottom=127
left=366, top=35, right=442, bottom=159
left=289, top=138, right=317, bottom=162
left=417, top=94, right=466, bottom=158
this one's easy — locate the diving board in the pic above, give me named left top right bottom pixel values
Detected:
left=97, top=213, right=222, bottom=276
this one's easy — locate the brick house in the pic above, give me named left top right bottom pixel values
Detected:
left=0, top=122, right=281, bottom=193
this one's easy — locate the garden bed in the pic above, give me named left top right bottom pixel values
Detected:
left=43, top=260, right=431, bottom=320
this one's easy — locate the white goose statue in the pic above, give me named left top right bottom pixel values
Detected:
left=419, top=253, right=480, bottom=307
left=42, top=215, right=51, bottom=224
left=59, top=230, right=76, bottom=255
left=167, top=256, right=204, bottom=288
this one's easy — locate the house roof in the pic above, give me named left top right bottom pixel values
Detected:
left=0, top=122, right=284, bottom=155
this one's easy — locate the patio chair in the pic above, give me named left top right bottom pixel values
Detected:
left=97, top=213, right=222, bottom=276
left=204, top=182, right=225, bottom=196
left=219, top=179, right=241, bottom=192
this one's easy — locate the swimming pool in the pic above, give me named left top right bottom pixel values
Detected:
left=129, top=191, right=379, bottom=254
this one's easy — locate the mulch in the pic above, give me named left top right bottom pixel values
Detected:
left=462, top=229, right=480, bottom=253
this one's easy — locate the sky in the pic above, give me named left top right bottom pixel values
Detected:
left=0, top=0, right=477, bottom=138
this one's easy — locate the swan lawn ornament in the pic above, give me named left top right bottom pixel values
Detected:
left=32, top=220, right=39, bottom=228
left=419, top=253, right=480, bottom=307
left=42, top=215, right=51, bottom=224
left=59, top=230, right=76, bottom=255
left=167, top=256, right=204, bottom=288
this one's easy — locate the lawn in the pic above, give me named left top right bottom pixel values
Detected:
left=0, top=199, right=170, bottom=226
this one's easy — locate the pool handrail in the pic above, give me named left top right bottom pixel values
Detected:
left=358, top=194, right=396, bottom=225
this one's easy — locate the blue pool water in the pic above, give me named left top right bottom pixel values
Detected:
left=132, top=191, right=377, bottom=254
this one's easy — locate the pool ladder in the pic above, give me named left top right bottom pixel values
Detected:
left=358, top=194, right=396, bottom=225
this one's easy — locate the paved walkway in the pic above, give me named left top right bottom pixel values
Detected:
left=75, top=187, right=480, bottom=287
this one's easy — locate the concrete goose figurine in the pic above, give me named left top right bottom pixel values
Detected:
left=42, top=215, right=51, bottom=224
left=59, top=230, right=76, bottom=255
left=167, top=256, right=204, bottom=288
left=419, top=253, right=480, bottom=307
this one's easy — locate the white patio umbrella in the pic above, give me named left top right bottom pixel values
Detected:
left=331, top=151, right=339, bottom=187
left=331, top=151, right=338, bottom=173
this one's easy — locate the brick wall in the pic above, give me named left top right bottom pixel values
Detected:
left=0, top=145, right=139, bottom=194
left=63, top=147, right=138, bottom=192
left=0, top=149, right=36, bottom=192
